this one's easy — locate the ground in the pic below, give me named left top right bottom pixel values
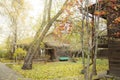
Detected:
left=6, top=59, right=108, bottom=80
left=0, top=62, right=30, bottom=80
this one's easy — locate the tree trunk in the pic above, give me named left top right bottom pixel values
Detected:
left=22, top=0, right=68, bottom=70
left=80, top=0, right=86, bottom=75
left=48, top=0, right=52, bottom=22
left=10, top=19, right=17, bottom=59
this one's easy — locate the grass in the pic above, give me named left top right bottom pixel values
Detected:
left=0, top=58, right=13, bottom=63
left=6, top=59, right=108, bottom=80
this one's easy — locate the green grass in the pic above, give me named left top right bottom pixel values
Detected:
left=7, top=59, right=108, bottom=80
left=96, top=59, right=109, bottom=72
left=0, top=58, right=13, bottom=63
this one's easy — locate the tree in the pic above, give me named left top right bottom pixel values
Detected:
left=77, top=0, right=100, bottom=80
left=22, top=0, right=69, bottom=70
left=13, top=48, right=26, bottom=62
left=0, top=0, right=28, bottom=59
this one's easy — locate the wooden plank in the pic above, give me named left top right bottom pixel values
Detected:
left=109, top=61, right=120, bottom=64
left=109, top=56, right=120, bottom=58
left=109, top=52, right=120, bottom=56
left=109, top=41, right=120, bottom=50
left=109, top=63, right=120, bottom=73
left=110, top=69, right=120, bottom=71
left=109, top=64, right=120, bottom=68
left=109, top=43, right=120, bottom=45
left=98, top=44, right=108, bottom=48
left=109, top=50, right=120, bottom=52
left=109, top=60, right=120, bottom=63
left=109, top=39, right=120, bottom=41
left=109, top=41, right=120, bottom=43
left=108, top=37, right=120, bottom=77
left=109, top=45, right=120, bottom=48
left=98, top=49, right=108, bottom=53
left=109, top=60, right=120, bottom=65
left=97, top=49, right=108, bottom=58
left=110, top=66, right=120, bottom=70
left=109, top=57, right=120, bottom=60
left=109, top=46, right=120, bottom=48
left=109, top=70, right=120, bottom=76
left=109, top=55, right=120, bottom=58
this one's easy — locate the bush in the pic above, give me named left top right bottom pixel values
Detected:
left=13, top=48, right=27, bottom=61
left=71, top=58, right=79, bottom=62
left=0, top=49, right=8, bottom=58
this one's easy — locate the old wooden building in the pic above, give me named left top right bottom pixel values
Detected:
left=44, top=33, right=71, bottom=61
left=44, top=32, right=82, bottom=61
left=88, top=0, right=120, bottom=77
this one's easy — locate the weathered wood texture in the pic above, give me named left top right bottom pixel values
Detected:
left=108, top=39, right=120, bottom=77
left=107, top=0, right=120, bottom=75
left=97, top=48, right=108, bottom=58
left=98, top=44, right=108, bottom=48
left=88, top=0, right=120, bottom=77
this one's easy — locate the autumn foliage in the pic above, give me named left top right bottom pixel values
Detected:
left=114, top=17, right=120, bottom=24
left=94, top=11, right=107, bottom=16
left=112, top=32, right=120, bottom=38
left=54, top=21, right=73, bottom=37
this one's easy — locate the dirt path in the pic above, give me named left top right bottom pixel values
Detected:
left=0, top=62, right=30, bottom=80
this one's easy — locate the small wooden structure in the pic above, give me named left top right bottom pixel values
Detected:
left=45, top=42, right=70, bottom=61
left=88, top=0, right=120, bottom=77
left=44, top=33, right=71, bottom=61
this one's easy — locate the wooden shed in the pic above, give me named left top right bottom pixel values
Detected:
left=44, top=32, right=82, bottom=61
left=44, top=33, right=71, bottom=61
left=45, top=42, right=70, bottom=61
left=88, top=0, right=120, bottom=77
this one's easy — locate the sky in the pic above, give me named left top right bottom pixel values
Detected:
left=0, top=0, right=44, bottom=44
left=0, top=0, right=98, bottom=44
left=26, top=0, right=44, bottom=19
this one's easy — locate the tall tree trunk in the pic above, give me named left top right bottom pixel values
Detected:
left=22, top=0, right=68, bottom=70
left=79, top=0, right=86, bottom=75
left=85, top=0, right=90, bottom=79
left=11, top=26, right=17, bottom=59
left=2, top=0, right=24, bottom=59
left=48, top=0, right=52, bottom=22
left=34, top=0, right=48, bottom=40
left=10, top=17, right=18, bottom=59
left=90, top=0, right=100, bottom=79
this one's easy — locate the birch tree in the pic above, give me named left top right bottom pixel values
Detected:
left=0, top=0, right=28, bottom=59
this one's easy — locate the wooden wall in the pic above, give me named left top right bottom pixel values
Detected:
left=108, top=39, right=120, bottom=77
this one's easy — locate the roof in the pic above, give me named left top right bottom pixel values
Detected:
left=44, top=33, right=70, bottom=48
left=45, top=42, right=69, bottom=48
left=44, top=32, right=81, bottom=51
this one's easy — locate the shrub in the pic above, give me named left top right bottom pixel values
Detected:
left=71, top=58, right=79, bottom=62
left=0, top=49, right=8, bottom=58
left=13, top=48, right=27, bottom=61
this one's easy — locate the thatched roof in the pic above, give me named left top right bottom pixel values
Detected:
left=44, top=33, right=70, bottom=48
left=44, top=33, right=81, bottom=52
left=45, top=42, right=69, bottom=48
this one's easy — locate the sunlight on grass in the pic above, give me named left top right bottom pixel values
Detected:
left=0, top=58, right=12, bottom=63
left=7, top=59, right=108, bottom=80
left=8, top=62, right=83, bottom=80
left=96, top=59, right=108, bottom=72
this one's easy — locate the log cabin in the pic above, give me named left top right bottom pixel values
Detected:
left=88, top=0, right=120, bottom=77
